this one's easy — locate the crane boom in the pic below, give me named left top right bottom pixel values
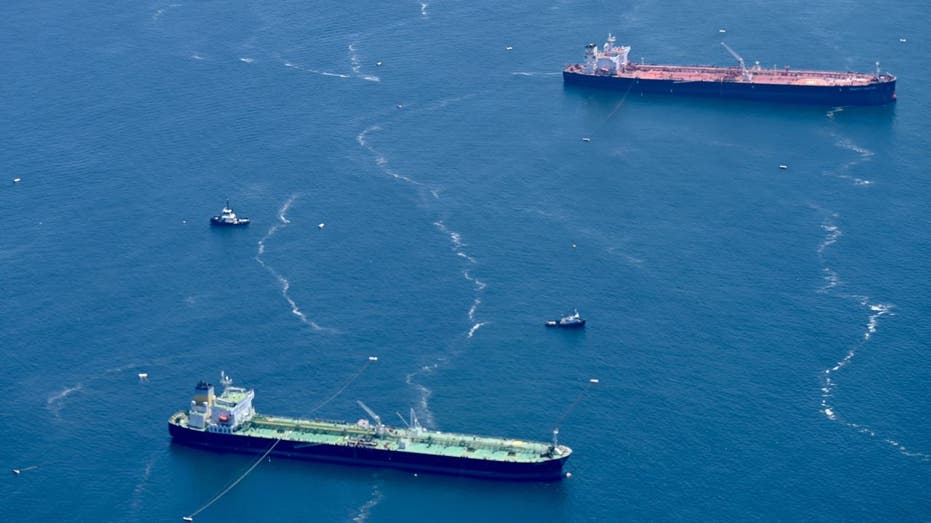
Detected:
left=356, top=400, right=381, bottom=426
left=720, top=42, right=751, bottom=81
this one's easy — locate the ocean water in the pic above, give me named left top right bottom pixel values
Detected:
left=2, top=1, right=930, bottom=520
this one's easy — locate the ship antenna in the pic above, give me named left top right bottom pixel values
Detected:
left=220, top=371, right=233, bottom=388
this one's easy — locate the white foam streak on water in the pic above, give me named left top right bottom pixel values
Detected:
left=280, top=58, right=351, bottom=79
left=511, top=71, right=562, bottom=77
left=823, top=132, right=876, bottom=186
left=129, top=453, right=159, bottom=512
left=255, top=195, right=331, bottom=333
left=813, top=212, right=926, bottom=460
left=348, top=42, right=380, bottom=82
left=404, top=372, right=435, bottom=428
left=352, top=483, right=384, bottom=523
left=467, top=321, right=486, bottom=338
left=47, top=385, right=82, bottom=416
left=356, top=98, right=492, bottom=429
left=356, top=126, right=433, bottom=190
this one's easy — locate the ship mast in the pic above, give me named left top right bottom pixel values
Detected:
left=720, top=42, right=751, bottom=81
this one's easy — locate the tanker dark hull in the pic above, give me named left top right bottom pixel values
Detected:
left=169, top=422, right=568, bottom=481
left=563, top=71, right=897, bottom=106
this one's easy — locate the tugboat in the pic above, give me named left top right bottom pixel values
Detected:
left=546, top=310, right=586, bottom=329
left=210, top=200, right=250, bottom=227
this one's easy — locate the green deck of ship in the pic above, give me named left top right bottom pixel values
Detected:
left=172, top=412, right=569, bottom=464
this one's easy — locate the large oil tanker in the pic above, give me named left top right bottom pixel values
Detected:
left=169, top=379, right=571, bottom=481
left=563, top=34, right=896, bottom=105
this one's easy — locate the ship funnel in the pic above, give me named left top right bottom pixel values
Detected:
left=193, top=381, right=215, bottom=405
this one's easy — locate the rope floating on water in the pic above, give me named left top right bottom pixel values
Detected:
left=182, top=438, right=281, bottom=521
left=554, top=378, right=600, bottom=431
left=305, top=356, right=378, bottom=417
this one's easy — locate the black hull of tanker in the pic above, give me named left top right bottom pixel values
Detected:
left=563, top=71, right=897, bottom=106
left=169, top=422, right=568, bottom=481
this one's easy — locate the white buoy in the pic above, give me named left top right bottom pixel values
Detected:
left=571, top=243, right=576, bottom=248
left=318, top=223, right=325, bottom=229
left=396, top=104, right=403, bottom=109
left=566, top=472, right=573, bottom=478
left=376, top=61, right=383, bottom=66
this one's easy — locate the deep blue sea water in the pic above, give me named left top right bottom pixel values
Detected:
left=2, top=1, right=930, bottom=521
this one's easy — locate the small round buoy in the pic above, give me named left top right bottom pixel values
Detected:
left=376, top=61, right=383, bottom=66
left=413, top=473, right=418, bottom=477
left=571, top=243, right=576, bottom=248
left=396, top=104, right=403, bottom=109
left=318, top=223, right=325, bottom=229
left=565, top=472, right=572, bottom=478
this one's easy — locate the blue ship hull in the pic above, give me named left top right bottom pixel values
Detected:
left=169, top=422, right=568, bottom=481
left=563, top=71, right=897, bottom=106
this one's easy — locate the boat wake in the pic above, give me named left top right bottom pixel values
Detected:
left=349, top=42, right=380, bottom=82
left=356, top=126, right=438, bottom=199
left=355, top=95, right=493, bottom=427
left=129, top=452, right=160, bottom=512
left=823, top=132, right=875, bottom=186
left=405, top=372, right=436, bottom=428
left=280, top=58, right=351, bottom=79
left=435, top=220, right=488, bottom=338
left=150, top=2, right=182, bottom=24
left=814, top=211, right=928, bottom=461
left=256, top=195, right=332, bottom=333
left=511, top=72, right=562, bottom=77
left=47, top=385, right=82, bottom=417
left=351, top=481, right=384, bottom=523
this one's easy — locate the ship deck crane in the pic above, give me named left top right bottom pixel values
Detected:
left=357, top=400, right=385, bottom=436
left=721, top=42, right=751, bottom=81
